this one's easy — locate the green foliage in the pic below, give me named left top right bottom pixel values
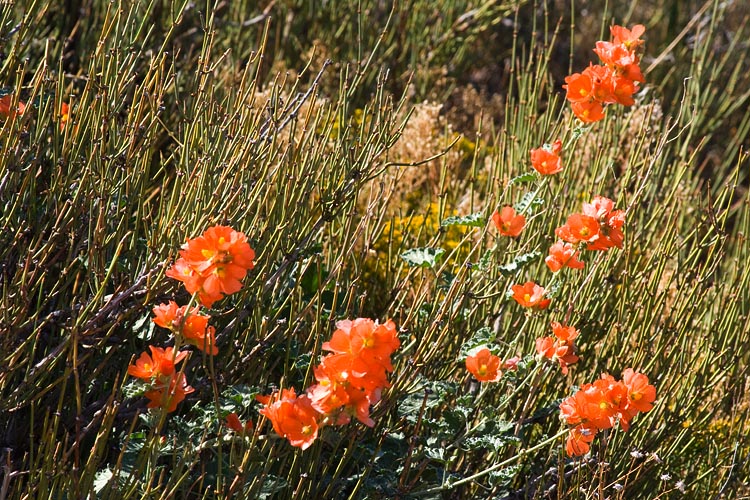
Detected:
left=400, top=247, right=446, bottom=268
left=440, top=212, right=486, bottom=228
left=497, top=250, right=542, bottom=277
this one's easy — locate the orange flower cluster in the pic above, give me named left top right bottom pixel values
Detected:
left=127, top=347, right=194, bottom=412
left=0, top=95, right=70, bottom=130
left=560, top=369, right=656, bottom=456
left=535, top=322, right=580, bottom=374
left=511, top=281, right=551, bottom=309
left=152, top=301, right=218, bottom=355
left=564, top=24, right=646, bottom=123
left=127, top=225, right=254, bottom=413
left=0, top=94, right=25, bottom=118
left=530, top=139, right=563, bottom=176
left=465, top=348, right=520, bottom=382
left=492, top=206, right=525, bottom=237
left=545, top=241, right=585, bottom=272
left=555, top=195, right=625, bottom=252
left=166, top=225, right=256, bottom=308
left=258, top=318, right=400, bottom=450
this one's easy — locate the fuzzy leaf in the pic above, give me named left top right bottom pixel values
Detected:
left=459, top=327, right=496, bottom=360
left=401, top=247, right=445, bottom=268
left=514, top=192, right=544, bottom=214
left=498, top=251, right=541, bottom=276
left=440, top=212, right=485, bottom=227
left=93, top=468, right=114, bottom=494
left=509, top=172, right=537, bottom=185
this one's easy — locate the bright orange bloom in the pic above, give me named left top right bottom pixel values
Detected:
left=530, top=141, right=563, bottom=175
left=585, top=64, right=617, bottom=104
left=152, top=301, right=218, bottom=355
left=321, top=319, right=400, bottom=390
left=564, top=72, right=594, bottom=103
left=306, top=319, right=400, bottom=428
left=611, top=75, right=638, bottom=106
left=465, top=348, right=503, bottom=382
left=570, top=99, right=606, bottom=123
left=536, top=322, right=580, bottom=374
left=226, top=412, right=253, bottom=434
left=0, top=95, right=25, bottom=118
left=127, top=346, right=188, bottom=381
left=492, top=206, right=526, bottom=237
left=564, top=24, right=645, bottom=124
left=565, top=424, right=598, bottom=456
left=337, top=384, right=377, bottom=427
left=611, top=24, right=646, bottom=51
left=58, top=102, right=70, bottom=131
left=167, top=225, right=255, bottom=308
left=511, top=281, right=551, bottom=309
left=307, top=360, right=352, bottom=416
left=535, top=336, right=578, bottom=375
left=622, top=368, right=656, bottom=413
left=559, top=368, right=655, bottom=455
left=555, top=213, right=601, bottom=244
left=581, top=196, right=625, bottom=251
left=551, top=322, right=579, bottom=343
left=545, top=241, right=585, bottom=272
left=144, top=372, right=194, bottom=412
left=165, top=258, right=225, bottom=307
left=594, top=40, right=634, bottom=66
left=258, top=388, right=321, bottom=450
left=152, top=301, right=181, bottom=329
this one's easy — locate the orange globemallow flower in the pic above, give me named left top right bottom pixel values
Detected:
left=570, top=99, right=606, bottom=123
left=559, top=368, right=656, bottom=456
left=321, top=319, right=400, bottom=391
left=152, top=301, right=218, bottom=355
left=127, top=346, right=188, bottom=381
left=306, top=360, right=352, bottom=416
left=59, top=102, right=70, bottom=131
left=167, top=225, right=255, bottom=308
left=492, top=206, right=526, bottom=237
left=564, top=24, right=645, bottom=124
left=535, top=336, right=579, bottom=375
left=535, top=321, right=580, bottom=374
left=511, top=281, right=551, bottom=309
left=258, top=388, right=321, bottom=450
left=545, top=241, right=585, bottom=272
left=581, top=195, right=625, bottom=251
left=564, top=72, right=594, bottom=103
left=566, top=424, right=598, bottom=456
left=226, top=412, right=253, bottom=434
left=465, top=348, right=503, bottom=382
left=622, top=368, right=656, bottom=413
left=144, top=372, right=194, bottom=412
left=555, top=213, right=601, bottom=244
left=611, top=24, right=646, bottom=50
left=551, top=321, right=579, bottom=343
left=0, top=94, right=25, bottom=118
left=530, top=140, right=563, bottom=175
